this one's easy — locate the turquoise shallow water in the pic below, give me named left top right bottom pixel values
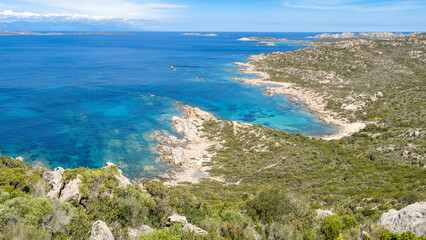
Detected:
left=0, top=32, right=338, bottom=178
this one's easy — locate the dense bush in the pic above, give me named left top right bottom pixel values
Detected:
left=246, top=187, right=314, bottom=228
left=380, top=231, right=426, bottom=240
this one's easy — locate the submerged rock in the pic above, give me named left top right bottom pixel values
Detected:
left=378, top=201, right=426, bottom=236
left=89, top=221, right=114, bottom=240
left=44, top=167, right=65, bottom=198
left=60, top=175, right=82, bottom=203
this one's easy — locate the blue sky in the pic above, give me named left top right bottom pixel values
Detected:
left=0, top=0, right=425, bottom=31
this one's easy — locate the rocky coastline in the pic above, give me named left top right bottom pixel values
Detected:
left=152, top=103, right=221, bottom=186
left=233, top=55, right=366, bottom=140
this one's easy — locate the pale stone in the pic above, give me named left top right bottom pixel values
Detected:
left=128, top=225, right=153, bottom=238
left=89, top=221, right=114, bottom=240
left=378, top=202, right=426, bottom=237
left=60, top=175, right=82, bottom=203
left=316, top=209, right=333, bottom=218
left=44, top=167, right=65, bottom=198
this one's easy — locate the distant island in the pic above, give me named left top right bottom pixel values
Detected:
left=0, top=31, right=134, bottom=36
left=308, top=31, right=424, bottom=39
left=181, top=33, right=218, bottom=37
left=238, top=32, right=426, bottom=47
left=238, top=36, right=312, bottom=46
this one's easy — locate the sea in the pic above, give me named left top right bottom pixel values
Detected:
left=0, top=32, right=339, bottom=179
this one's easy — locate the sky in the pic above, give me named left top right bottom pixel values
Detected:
left=0, top=0, right=425, bottom=32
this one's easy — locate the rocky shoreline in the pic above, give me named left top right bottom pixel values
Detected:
left=233, top=55, right=366, bottom=140
left=152, top=103, right=221, bottom=186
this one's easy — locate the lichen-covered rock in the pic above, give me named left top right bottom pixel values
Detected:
left=378, top=202, right=426, bottom=236
left=44, top=167, right=65, bottom=198
left=128, top=225, right=153, bottom=238
left=89, top=221, right=114, bottom=240
left=316, top=209, right=333, bottom=218
left=60, top=175, right=82, bottom=203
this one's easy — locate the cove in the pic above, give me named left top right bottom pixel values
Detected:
left=0, top=32, right=339, bottom=178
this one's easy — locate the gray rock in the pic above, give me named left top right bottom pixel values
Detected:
left=44, top=167, right=65, bottom=198
left=89, top=221, right=114, bottom=240
left=60, top=175, right=82, bottom=203
left=167, top=213, right=188, bottom=225
left=316, top=209, right=333, bottom=218
left=376, top=92, right=384, bottom=98
left=409, top=131, right=420, bottom=137
left=167, top=214, right=207, bottom=235
left=16, top=156, right=24, bottom=162
left=128, top=225, right=153, bottom=238
left=378, top=201, right=426, bottom=236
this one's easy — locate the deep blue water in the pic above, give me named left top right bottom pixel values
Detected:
left=0, top=32, right=338, bottom=178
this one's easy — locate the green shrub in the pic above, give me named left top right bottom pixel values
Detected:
left=246, top=187, right=313, bottom=228
left=321, top=216, right=342, bottom=240
left=380, top=231, right=425, bottom=240
left=145, top=180, right=170, bottom=199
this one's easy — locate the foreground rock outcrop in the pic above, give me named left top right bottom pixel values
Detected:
left=167, top=213, right=207, bottom=235
left=44, top=167, right=65, bottom=198
left=378, top=201, right=426, bottom=236
left=89, top=221, right=114, bottom=240
left=59, top=175, right=82, bottom=203
left=154, top=104, right=217, bottom=186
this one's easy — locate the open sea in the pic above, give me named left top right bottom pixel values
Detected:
left=0, top=32, right=338, bottom=178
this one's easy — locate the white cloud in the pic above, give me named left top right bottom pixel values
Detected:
left=282, top=0, right=425, bottom=12
left=0, top=10, right=116, bottom=21
left=22, top=0, right=186, bottom=20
